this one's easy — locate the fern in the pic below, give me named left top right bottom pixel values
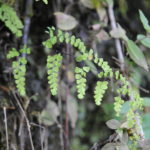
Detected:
left=47, top=54, right=62, bottom=96
left=42, top=27, right=143, bottom=112
left=0, top=4, right=23, bottom=37
left=5, top=26, right=144, bottom=144
left=94, top=81, right=108, bottom=105
left=114, top=96, right=124, bottom=116
left=75, top=67, right=90, bottom=99
left=7, top=46, right=30, bottom=96
left=42, top=27, right=144, bottom=143
left=93, top=54, right=113, bottom=78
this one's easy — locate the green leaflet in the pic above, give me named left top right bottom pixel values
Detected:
left=139, top=10, right=150, bottom=33
left=126, top=39, right=148, bottom=71
left=137, top=34, right=150, bottom=48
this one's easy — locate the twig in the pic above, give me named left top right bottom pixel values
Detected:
left=58, top=82, right=65, bottom=150
left=108, top=3, right=125, bottom=71
left=3, top=107, right=9, bottom=150
left=130, top=78, right=150, bottom=94
left=30, top=122, right=45, bottom=150
left=12, top=92, right=35, bottom=150
left=22, top=0, right=33, bottom=57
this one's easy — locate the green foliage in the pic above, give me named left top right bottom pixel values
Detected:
left=47, top=54, right=62, bottom=96
left=110, top=11, right=149, bottom=71
left=142, top=113, right=150, bottom=139
left=0, top=4, right=23, bottom=37
left=143, top=97, right=150, bottom=106
left=126, top=39, right=149, bottom=71
left=42, top=27, right=145, bottom=145
left=94, top=81, right=108, bottom=105
left=7, top=48, right=19, bottom=59
left=139, top=10, right=150, bottom=33
left=75, top=67, right=89, bottom=99
left=114, top=96, right=124, bottom=116
left=93, top=54, right=113, bottom=78
left=7, top=46, right=30, bottom=96
left=137, top=34, right=150, bottom=48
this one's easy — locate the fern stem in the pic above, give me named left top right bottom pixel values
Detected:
left=22, top=0, right=33, bottom=57
left=108, top=3, right=125, bottom=71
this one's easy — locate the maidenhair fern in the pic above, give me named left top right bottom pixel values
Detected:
left=0, top=4, right=23, bottom=37
left=47, top=54, right=63, bottom=96
left=7, top=46, right=30, bottom=96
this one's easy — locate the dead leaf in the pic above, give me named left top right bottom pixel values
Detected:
left=96, top=30, right=110, bottom=41
left=38, top=100, right=59, bottom=126
left=110, top=25, right=128, bottom=41
left=54, top=12, right=78, bottom=31
left=67, top=71, right=75, bottom=83
left=91, top=24, right=101, bottom=31
left=67, top=95, right=78, bottom=128
left=120, top=132, right=128, bottom=144
left=97, top=7, right=108, bottom=24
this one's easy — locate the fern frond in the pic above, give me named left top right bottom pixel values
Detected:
left=94, top=54, right=113, bottom=78
left=114, top=96, right=124, bottom=116
left=94, top=81, right=108, bottom=105
left=0, top=4, right=23, bottom=37
left=47, top=54, right=62, bottom=96
left=75, top=67, right=90, bottom=99
left=7, top=47, right=30, bottom=96
left=7, top=48, right=19, bottom=59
